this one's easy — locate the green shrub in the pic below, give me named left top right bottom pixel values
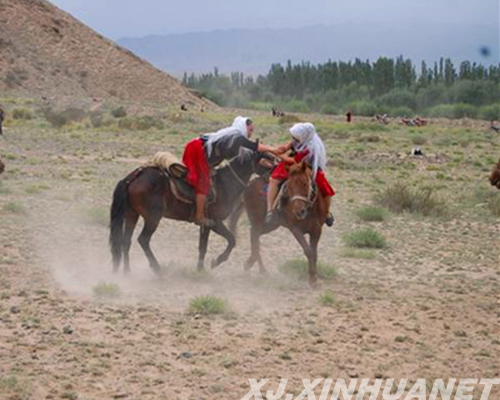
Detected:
left=378, top=182, right=448, bottom=216
left=346, top=100, right=378, bottom=116
left=188, top=295, right=227, bottom=315
left=111, top=106, right=127, bottom=118
left=342, top=228, right=387, bottom=249
left=356, top=206, right=389, bottom=222
left=12, top=108, right=33, bottom=120
left=390, top=106, right=414, bottom=117
left=3, top=201, right=24, bottom=214
left=453, top=103, right=478, bottom=119
left=318, top=290, right=336, bottom=306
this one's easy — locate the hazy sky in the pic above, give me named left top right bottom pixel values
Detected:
left=49, top=0, right=498, bottom=39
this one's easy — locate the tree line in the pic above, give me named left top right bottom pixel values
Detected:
left=183, top=57, right=500, bottom=120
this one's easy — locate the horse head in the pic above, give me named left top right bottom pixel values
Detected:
left=286, top=161, right=313, bottom=220
left=234, top=148, right=276, bottom=177
left=490, top=158, right=500, bottom=189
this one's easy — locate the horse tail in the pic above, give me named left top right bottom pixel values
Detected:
left=109, top=178, right=129, bottom=268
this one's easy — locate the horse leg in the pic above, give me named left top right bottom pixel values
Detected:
left=289, top=227, right=317, bottom=286
left=308, top=229, right=321, bottom=286
left=210, top=221, right=236, bottom=269
left=244, top=226, right=261, bottom=271
left=122, top=210, right=139, bottom=274
left=137, top=215, right=162, bottom=275
left=197, top=225, right=210, bottom=271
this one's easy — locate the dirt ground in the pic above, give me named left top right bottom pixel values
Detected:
left=0, top=105, right=499, bottom=400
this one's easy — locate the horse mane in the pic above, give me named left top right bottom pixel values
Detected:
left=289, top=161, right=311, bottom=176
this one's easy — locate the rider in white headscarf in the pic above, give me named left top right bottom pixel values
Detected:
left=265, top=122, right=335, bottom=225
left=182, top=116, right=277, bottom=226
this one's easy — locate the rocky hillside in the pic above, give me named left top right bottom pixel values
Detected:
left=0, top=0, right=207, bottom=107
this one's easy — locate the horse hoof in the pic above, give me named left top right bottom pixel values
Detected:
left=308, top=278, right=321, bottom=289
left=244, top=260, right=253, bottom=271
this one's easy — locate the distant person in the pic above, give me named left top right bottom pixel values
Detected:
left=346, top=111, right=352, bottom=123
left=181, top=104, right=187, bottom=111
left=0, top=105, right=4, bottom=135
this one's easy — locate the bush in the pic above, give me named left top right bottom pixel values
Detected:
left=188, top=295, right=227, bottom=315
left=321, top=104, right=338, bottom=115
left=340, top=248, right=376, bottom=259
left=390, top=106, right=414, bottom=117
left=89, top=112, right=104, bottom=128
left=111, top=106, right=127, bottom=118
left=12, top=108, right=33, bottom=120
left=342, top=228, right=387, bottom=249
left=428, top=104, right=455, bottom=119
left=378, top=89, right=417, bottom=110
left=282, top=99, right=310, bottom=113
left=378, top=182, right=448, bottom=216
left=346, top=100, right=378, bottom=116
left=479, top=104, right=500, bottom=121
left=318, top=290, right=336, bottom=306
left=356, top=206, right=389, bottom=222
left=453, top=103, right=478, bottom=119
left=42, top=107, right=86, bottom=128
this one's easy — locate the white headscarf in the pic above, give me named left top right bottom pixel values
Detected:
left=204, top=116, right=250, bottom=157
left=289, top=122, right=326, bottom=178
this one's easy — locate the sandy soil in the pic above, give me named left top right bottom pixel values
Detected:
left=0, top=111, right=499, bottom=400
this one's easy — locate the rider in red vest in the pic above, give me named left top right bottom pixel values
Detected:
left=183, top=116, right=277, bottom=226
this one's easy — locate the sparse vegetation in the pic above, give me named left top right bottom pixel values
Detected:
left=3, top=201, right=24, bottom=214
left=12, top=108, right=34, bottom=120
left=111, top=106, right=127, bottom=118
left=340, top=248, right=376, bottom=259
left=356, top=206, right=389, bottom=222
left=318, top=290, right=336, bottom=306
left=92, top=282, right=121, bottom=298
left=279, top=259, right=337, bottom=280
left=342, top=228, right=387, bottom=248
left=378, top=182, right=448, bottom=217
left=188, top=295, right=227, bottom=315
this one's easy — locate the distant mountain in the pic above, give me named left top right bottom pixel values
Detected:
left=118, top=23, right=499, bottom=76
left=0, top=0, right=206, bottom=106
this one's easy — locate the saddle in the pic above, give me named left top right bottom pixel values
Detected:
left=147, top=151, right=215, bottom=204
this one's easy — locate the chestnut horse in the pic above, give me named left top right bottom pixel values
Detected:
left=109, top=149, right=272, bottom=274
left=490, top=158, right=500, bottom=189
left=241, top=161, right=330, bottom=286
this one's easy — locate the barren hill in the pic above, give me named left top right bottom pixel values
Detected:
left=0, top=0, right=207, bottom=107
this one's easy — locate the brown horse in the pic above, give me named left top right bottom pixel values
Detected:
left=241, top=161, right=331, bottom=286
left=109, top=149, right=272, bottom=274
left=490, top=158, right=500, bottom=189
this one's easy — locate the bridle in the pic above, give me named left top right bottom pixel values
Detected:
left=289, top=175, right=316, bottom=208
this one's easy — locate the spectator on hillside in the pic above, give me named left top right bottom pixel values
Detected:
left=0, top=105, right=4, bottom=135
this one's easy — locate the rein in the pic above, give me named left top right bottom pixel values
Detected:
left=227, top=160, right=249, bottom=188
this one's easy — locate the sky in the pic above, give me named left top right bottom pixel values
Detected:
left=48, top=0, right=499, bottom=40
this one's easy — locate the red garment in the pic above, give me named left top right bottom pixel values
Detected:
left=271, top=150, right=335, bottom=197
left=182, top=137, right=211, bottom=195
